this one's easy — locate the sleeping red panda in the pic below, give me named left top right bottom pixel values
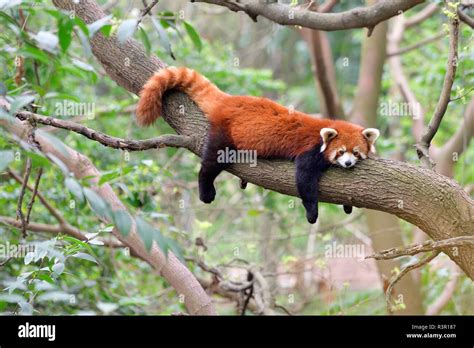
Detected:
left=136, top=67, right=380, bottom=223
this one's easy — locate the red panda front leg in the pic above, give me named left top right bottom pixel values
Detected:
left=295, top=145, right=331, bottom=224
left=198, top=127, right=232, bottom=204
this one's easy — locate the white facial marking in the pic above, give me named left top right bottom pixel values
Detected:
left=337, top=152, right=358, bottom=168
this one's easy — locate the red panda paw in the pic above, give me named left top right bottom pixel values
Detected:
left=343, top=205, right=353, bottom=214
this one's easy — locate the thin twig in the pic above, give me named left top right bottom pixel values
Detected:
left=15, top=111, right=195, bottom=151
left=449, top=86, right=474, bottom=102
left=386, top=251, right=440, bottom=314
left=8, top=169, right=66, bottom=225
left=458, top=6, right=474, bottom=28
left=366, top=236, right=474, bottom=260
left=25, top=168, right=43, bottom=224
left=137, top=0, right=159, bottom=27
left=0, top=216, right=123, bottom=248
left=387, top=32, right=445, bottom=57
left=405, top=3, right=439, bottom=27
left=16, top=158, right=32, bottom=238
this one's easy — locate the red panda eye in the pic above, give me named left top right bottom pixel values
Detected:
left=338, top=149, right=345, bottom=156
left=353, top=150, right=359, bottom=156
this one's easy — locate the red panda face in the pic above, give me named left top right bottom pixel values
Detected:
left=320, top=127, right=380, bottom=168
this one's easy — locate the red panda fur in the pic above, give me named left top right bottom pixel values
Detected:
left=136, top=67, right=371, bottom=161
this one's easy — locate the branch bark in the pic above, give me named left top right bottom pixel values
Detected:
left=50, top=0, right=474, bottom=279
left=15, top=111, right=195, bottom=151
left=191, top=0, right=425, bottom=33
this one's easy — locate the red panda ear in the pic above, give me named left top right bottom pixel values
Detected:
left=320, top=128, right=338, bottom=152
left=362, top=128, right=380, bottom=153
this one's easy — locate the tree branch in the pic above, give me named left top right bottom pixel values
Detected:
left=191, top=0, right=425, bottom=33
left=387, top=32, right=444, bottom=57
left=15, top=111, right=195, bottom=151
left=366, top=236, right=474, bottom=260
left=458, top=5, right=474, bottom=28
left=0, top=216, right=123, bottom=248
left=405, top=2, right=439, bottom=27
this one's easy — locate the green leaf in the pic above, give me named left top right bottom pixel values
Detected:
left=72, top=59, right=95, bottom=72
left=151, top=17, right=175, bottom=60
left=112, top=210, right=132, bottom=237
left=0, top=0, right=22, bottom=10
left=77, top=30, right=92, bottom=58
left=0, top=150, right=14, bottom=172
left=87, top=15, right=112, bottom=38
left=58, top=20, right=74, bottom=52
left=37, top=130, right=70, bottom=158
left=83, top=188, right=109, bottom=218
left=164, top=236, right=184, bottom=263
left=65, top=177, right=85, bottom=204
left=37, top=273, right=55, bottom=284
left=52, top=262, right=65, bottom=276
left=183, top=21, right=202, bottom=52
left=10, top=95, right=35, bottom=114
left=33, top=31, right=59, bottom=54
left=44, top=92, right=81, bottom=103
left=19, top=44, right=52, bottom=64
left=72, top=252, right=98, bottom=264
left=73, top=17, right=90, bottom=36
left=152, top=228, right=169, bottom=256
left=98, top=170, right=121, bottom=185
left=135, top=217, right=154, bottom=252
left=23, top=150, right=50, bottom=167
left=117, top=18, right=138, bottom=44
left=138, top=27, right=151, bottom=56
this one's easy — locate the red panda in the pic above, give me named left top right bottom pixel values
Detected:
left=136, top=67, right=380, bottom=223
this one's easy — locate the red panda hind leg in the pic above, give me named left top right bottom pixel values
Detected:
left=198, top=126, right=234, bottom=204
left=295, top=144, right=331, bottom=224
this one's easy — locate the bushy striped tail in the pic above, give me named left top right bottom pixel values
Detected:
left=136, top=67, right=225, bottom=127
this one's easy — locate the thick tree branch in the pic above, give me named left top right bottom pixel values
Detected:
left=50, top=0, right=474, bottom=279
left=191, top=0, right=425, bottom=33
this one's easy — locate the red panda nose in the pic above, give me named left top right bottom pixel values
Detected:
left=345, top=160, right=353, bottom=167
